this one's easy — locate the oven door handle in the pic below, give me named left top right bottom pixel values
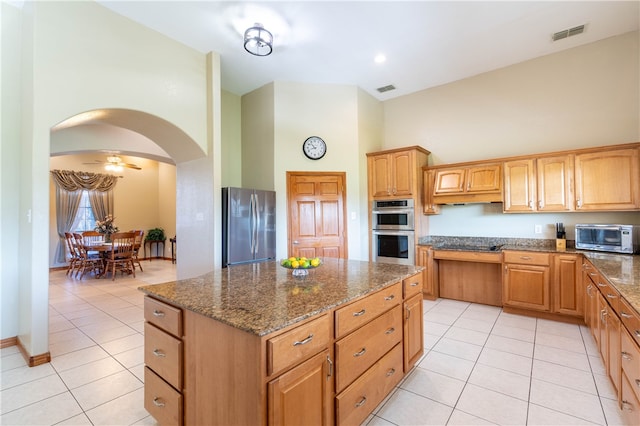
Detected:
left=372, top=209, right=413, bottom=215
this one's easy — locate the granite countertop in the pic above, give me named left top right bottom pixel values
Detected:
left=583, top=252, right=640, bottom=309
left=139, top=258, right=422, bottom=337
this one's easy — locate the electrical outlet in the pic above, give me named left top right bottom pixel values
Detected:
left=535, top=225, right=542, bottom=234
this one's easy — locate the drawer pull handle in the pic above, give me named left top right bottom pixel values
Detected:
left=410, top=282, right=419, bottom=287
left=635, top=330, right=640, bottom=338
left=355, top=396, right=367, bottom=408
left=636, top=379, right=640, bottom=388
left=327, top=355, right=333, bottom=378
left=353, top=309, right=366, bottom=317
left=520, top=256, right=532, bottom=260
left=622, top=351, right=633, bottom=361
left=622, top=401, right=634, bottom=412
left=386, top=368, right=396, bottom=377
left=354, top=348, right=366, bottom=357
left=293, top=334, right=314, bottom=346
left=152, top=349, right=166, bottom=357
left=385, top=327, right=395, bottom=335
left=606, top=294, right=617, bottom=299
left=153, top=310, right=165, bottom=317
left=597, top=283, right=606, bottom=288
left=384, top=295, right=395, bottom=301
left=152, top=397, right=165, bottom=407
left=621, top=312, right=633, bottom=319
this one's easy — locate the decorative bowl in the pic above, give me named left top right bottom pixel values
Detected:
left=279, top=257, right=322, bottom=276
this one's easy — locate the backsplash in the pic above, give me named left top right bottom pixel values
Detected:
left=419, top=235, right=575, bottom=249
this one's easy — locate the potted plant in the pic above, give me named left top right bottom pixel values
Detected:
left=145, top=227, right=166, bottom=242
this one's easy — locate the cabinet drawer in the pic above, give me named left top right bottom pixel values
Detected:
left=144, top=323, right=183, bottom=390
left=622, top=373, right=640, bottom=426
left=335, top=343, right=403, bottom=426
left=503, top=251, right=550, bottom=266
left=335, top=305, right=402, bottom=392
left=144, top=367, right=183, bottom=426
left=335, top=282, right=401, bottom=338
left=267, top=314, right=331, bottom=376
left=621, top=328, right=640, bottom=402
left=403, top=273, right=423, bottom=299
left=594, top=279, right=620, bottom=313
left=144, top=296, right=182, bottom=338
left=621, top=299, right=640, bottom=346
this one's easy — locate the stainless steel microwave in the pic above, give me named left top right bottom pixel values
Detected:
left=371, top=199, right=414, bottom=231
left=575, top=224, right=639, bottom=254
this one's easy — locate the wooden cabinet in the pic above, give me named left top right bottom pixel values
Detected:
left=403, top=292, right=423, bottom=372
left=367, top=147, right=430, bottom=200
left=421, top=168, right=440, bottom=214
left=416, top=245, right=437, bottom=300
left=575, top=147, right=640, bottom=211
left=268, top=349, right=332, bottom=426
left=431, top=163, right=502, bottom=204
left=503, top=251, right=550, bottom=312
left=621, top=328, right=640, bottom=425
left=607, top=304, right=621, bottom=397
left=583, top=260, right=599, bottom=337
left=552, top=254, right=582, bottom=317
left=143, top=297, right=184, bottom=426
left=503, top=155, right=574, bottom=213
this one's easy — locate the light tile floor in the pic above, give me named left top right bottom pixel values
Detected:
left=0, top=263, right=629, bottom=425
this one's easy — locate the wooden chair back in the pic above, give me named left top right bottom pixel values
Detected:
left=108, top=232, right=136, bottom=260
left=82, top=230, right=103, bottom=245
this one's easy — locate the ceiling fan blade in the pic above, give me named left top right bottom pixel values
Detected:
left=123, top=164, right=142, bottom=170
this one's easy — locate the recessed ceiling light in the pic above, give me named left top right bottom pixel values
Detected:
left=374, top=54, right=387, bottom=64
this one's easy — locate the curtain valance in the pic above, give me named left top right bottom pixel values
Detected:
left=50, top=169, right=119, bottom=192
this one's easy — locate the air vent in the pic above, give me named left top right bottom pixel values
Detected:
left=377, top=84, right=396, bottom=93
left=552, top=24, right=585, bottom=41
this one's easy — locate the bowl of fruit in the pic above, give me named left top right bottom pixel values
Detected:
left=280, top=256, right=322, bottom=276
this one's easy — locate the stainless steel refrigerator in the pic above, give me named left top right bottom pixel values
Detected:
left=222, top=187, right=276, bottom=267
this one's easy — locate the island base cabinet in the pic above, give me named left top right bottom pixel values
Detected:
left=621, top=374, right=640, bottom=425
left=144, top=367, right=183, bottom=426
left=503, top=264, right=550, bottom=311
left=403, top=292, right=424, bottom=372
left=268, top=350, right=333, bottom=426
left=336, top=344, right=403, bottom=426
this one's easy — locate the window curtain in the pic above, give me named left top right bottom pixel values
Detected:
left=51, top=170, right=119, bottom=264
left=54, top=188, right=83, bottom=263
left=88, top=190, right=114, bottom=226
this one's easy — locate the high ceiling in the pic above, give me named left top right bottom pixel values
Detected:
left=98, top=1, right=639, bottom=101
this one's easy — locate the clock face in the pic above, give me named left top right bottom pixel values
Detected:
left=303, top=136, right=326, bottom=160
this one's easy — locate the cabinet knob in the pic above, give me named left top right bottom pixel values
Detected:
left=386, top=368, right=396, bottom=377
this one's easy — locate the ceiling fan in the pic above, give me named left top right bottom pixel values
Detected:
left=83, top=155, right=142, bottom=171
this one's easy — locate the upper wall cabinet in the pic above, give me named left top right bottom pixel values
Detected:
left=503, top=155, right=574, bottom=213
left=574, top=147, right=640, bottom=211
left=431, top=163, right=502, bottom=204
left=367, top=147, right=430, bottom=200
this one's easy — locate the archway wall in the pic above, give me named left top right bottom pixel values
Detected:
left=4, top=1, right=215, bottom=356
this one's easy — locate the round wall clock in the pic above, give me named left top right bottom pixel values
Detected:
left=302, top=136, right=327, bottom=160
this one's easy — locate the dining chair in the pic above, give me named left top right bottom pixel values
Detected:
left=73, top=233, right=103, bottom=279
left=82, top=230, right=103, bottom=256
left=103, top=231, right=137, bottom=281
left=64, top=232, right=80, bottom=276
left=130, top=229, right=144, bottom=272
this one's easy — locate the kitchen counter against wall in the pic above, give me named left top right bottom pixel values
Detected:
left=138, top=258, right=423, bottom=336
left=419, top=234, right=640, bottom=313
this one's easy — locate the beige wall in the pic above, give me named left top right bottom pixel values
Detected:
left=222, top=90, right=242, bottom=187
left=48, top=155, right=177, bottom=267
left=382, top=31, right=640, bottom=238
left=242, top=84, right=275, bottom=190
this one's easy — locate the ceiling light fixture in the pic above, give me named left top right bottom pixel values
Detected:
left=244, top=23, right=273, bottom=56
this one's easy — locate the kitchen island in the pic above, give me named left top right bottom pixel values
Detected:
left=139, top=258, right=424, bottom=426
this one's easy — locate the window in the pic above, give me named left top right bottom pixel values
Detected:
left=72, top=191, right=96, bottom=232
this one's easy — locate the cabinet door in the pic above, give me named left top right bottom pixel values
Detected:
left=422, top=169, right=440, bottom=214
left=268, top=350, right=332, bottom=426
left=503, top=159, right=536, bottom=212
left=503, top=264, right=550, bottom=311
left=622, top=373, right=640, bottom=426
left=553, top=254, right=583, bottom=317
left=575, top=148, right=640, bottom=210
left=403, top=293, right=424, bottom=372
left=433, top=169, right=466, bottom=194
left=607, top=306, right=621, bottom=397
left=597, top=291, right=608, bottom=365
left=537, top=155, right=574, bottom=211
left=369, top=154, right=392, bottom=198
left=416, top=246, right=436, bottom=299
left=391, top=151, right=413, bottom=197
left=466, top=164, right=502, bottom=193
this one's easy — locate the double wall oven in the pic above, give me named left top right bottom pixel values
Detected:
left=371, top=199, right=415, bottom=265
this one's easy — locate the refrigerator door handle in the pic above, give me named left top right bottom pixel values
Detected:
left=253, top=194, right=260, bottom=256
left=250, top=193, right=256, bottom=255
